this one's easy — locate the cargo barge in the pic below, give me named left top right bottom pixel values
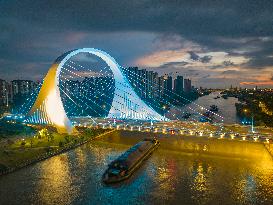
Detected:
left=102, top=138, right=159, bottom=184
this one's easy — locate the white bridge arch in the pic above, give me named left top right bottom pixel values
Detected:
left=27, top=48, right=166, bottom=133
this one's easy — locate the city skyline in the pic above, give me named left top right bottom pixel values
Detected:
left=0, top=68, right=196, bottom=111
left=1, top=1, right=273, bottom=88
left=1, top=65, right=272, bottom=90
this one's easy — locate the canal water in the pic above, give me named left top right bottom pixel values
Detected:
left=0, top=137, right=272, bottom=205
left=168, top=92, right=240, bottom=124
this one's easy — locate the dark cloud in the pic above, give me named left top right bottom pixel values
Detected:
left=148, top=63, right=201, bottom=77
left=154, top=61, right=189, bottom=73
left=162, top=61, right=189, bottom=67
left=143, top=61, right=195, bottom=77
left=221, top=70, right=241, bottom=75
left=200, top=55, right=212, bottom=63
left=188, top=51, right=200, bottom=61
left=2, top=0, right=273, bottom=37
left=0, top=0, right=273, bottom=85
left=202, top=74, right=211, bottom=79
left=188, top=51, right=212, bottom=63
left=243, top=56, right=273, bottom=69
left=223, top=60, right=235, bottom=67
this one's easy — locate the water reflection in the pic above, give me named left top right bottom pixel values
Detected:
left=154, top=158, right=178, bottom=200
left=0, top=140, right=272, bottom=205
left=36, top=154, right=80, bottom=204
left=75, top=148, right=87, bottom=169
left=190, top=161, right=213, bottom=204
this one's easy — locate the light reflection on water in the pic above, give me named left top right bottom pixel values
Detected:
left=189, top=162, right=213, bottom=204
left=35, top=155, right=80, bottom=204
left=0, top=140, right=272, bottom=205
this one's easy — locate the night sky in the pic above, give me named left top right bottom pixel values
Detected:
left=1, top=0, right=273, bottom=88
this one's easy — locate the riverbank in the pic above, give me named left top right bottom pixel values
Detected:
left=1, top=128, right=272, bottom=177
left=0, top=128, right=114, bottom=176
left=98, top=130, right=273, bottom=160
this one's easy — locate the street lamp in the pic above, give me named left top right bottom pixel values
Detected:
left=162, top=105, right=166, bottom=120
left=243, top=109, right=254, bottom=133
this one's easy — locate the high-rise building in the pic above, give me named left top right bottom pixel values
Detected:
left=9, top=80, right=38, bottom=110
left=174, top=76, right=184, bottom=95
left=167, top=76, right=172, bottom=91
left=157, top=75, right=172, bottom=100
left=142, top=69, right=148, bottom=98
left=11, top=80, right=37, bottom=96
left=158, top=76, right=166, bottom=99
left=123, top=67, right=145, bottom=99
left=6, top=82, right=13, bottom=105
left=184, top=78, right=192, bottom=93
left=0, top=79, right=8, bottom=105
left=151, top=72, right=159, bottom=99
left=123, top=67, right=159, bottom=100
left=122, top=67, right=197, bottom=105
left=147, top=71, right=154, bottom=99
left=165, top=76, right=172, bottom=99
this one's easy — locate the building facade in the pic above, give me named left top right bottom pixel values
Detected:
left=184, top=78, right=192, bottom=93
left=174, top=76, right=184, bottom=96
left=0, top=79, right=8, bottom=105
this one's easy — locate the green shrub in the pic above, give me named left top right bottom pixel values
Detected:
left=59, top=141, right=64, bottom=147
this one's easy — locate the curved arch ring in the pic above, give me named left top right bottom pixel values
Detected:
left=28, top=48, right=166, bottom=133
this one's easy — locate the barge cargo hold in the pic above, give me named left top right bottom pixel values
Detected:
left=102, top=138, right=159, bottom=184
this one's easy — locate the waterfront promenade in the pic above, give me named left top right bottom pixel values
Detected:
left=0, top=129, right=115, bottom=176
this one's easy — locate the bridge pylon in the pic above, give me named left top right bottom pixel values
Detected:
left=27, top=48, right=167, bottom=134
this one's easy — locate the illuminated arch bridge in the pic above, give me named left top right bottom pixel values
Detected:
left=26, top=48, right=167, bottom=134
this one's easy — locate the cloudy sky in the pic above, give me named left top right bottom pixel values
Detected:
left=1, top=0, right=273, bottom=88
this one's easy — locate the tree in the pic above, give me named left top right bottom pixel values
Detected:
left=47, top=132, right=54, bottom=142
left=59, top=141, right=64, bottom=147
left=64, top=135, right=70, bottom=144
left=39, top=128, right=48, bottom=139
left=38, top=128, right=54, bottom=142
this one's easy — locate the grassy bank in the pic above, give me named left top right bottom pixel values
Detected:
left=0, top=127, right=113, bottom=175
